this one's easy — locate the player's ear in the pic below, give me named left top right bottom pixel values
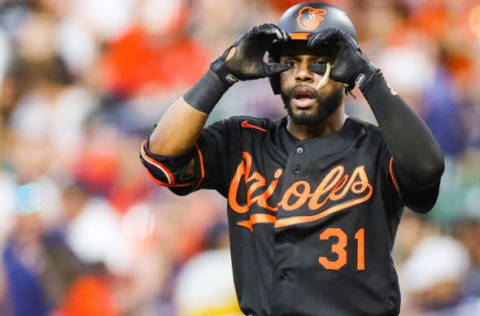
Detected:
left=345, top=86, right=356, bottom=98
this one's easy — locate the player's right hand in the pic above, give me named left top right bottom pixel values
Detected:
left=211, top=24, right=291, bottom=84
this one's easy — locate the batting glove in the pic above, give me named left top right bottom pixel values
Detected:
left=307, top=28, right=380, bottom=92
left=211, top=23, right=291, bottom=85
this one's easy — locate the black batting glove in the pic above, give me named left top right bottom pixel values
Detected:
left=211, top=23, right=291, bottom=85
left=307, top=28, right=380, bottom=92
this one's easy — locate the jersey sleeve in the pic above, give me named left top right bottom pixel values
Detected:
left=140, top=119, right=235, bottom=197
left=379, top=141, right=440, bottom=213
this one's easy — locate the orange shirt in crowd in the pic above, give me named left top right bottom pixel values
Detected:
left=57, top=274, right=120, bottom=316
left=101, top=26, right=210, bottom=96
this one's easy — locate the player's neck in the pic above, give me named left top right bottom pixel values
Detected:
left=286, top=108, right=347, bottom=141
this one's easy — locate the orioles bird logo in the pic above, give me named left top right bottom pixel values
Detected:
left=297, top=7, right=327, bottom=31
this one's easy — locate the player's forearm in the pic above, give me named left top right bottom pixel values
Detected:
left=361, top=74, right=445, bottom=188
left=149, top=70, right=231, bottom=156
left=148, top=97, right=208, bottom=156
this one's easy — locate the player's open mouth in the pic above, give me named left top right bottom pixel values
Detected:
left=291, top=88, right=316, bottom=108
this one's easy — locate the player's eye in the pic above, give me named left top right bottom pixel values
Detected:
left=286, top=60, right=297, bottom=67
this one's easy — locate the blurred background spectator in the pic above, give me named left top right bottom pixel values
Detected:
left=0, top=0, right=478, bottom=315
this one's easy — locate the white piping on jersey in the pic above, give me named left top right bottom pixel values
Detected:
left=141, top=144, right=173, bottom=184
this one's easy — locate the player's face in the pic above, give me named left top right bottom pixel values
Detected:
left=279, top=50, right=344, bottom=126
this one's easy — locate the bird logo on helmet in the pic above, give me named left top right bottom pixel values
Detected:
left=297, top=7, right=327, bottom=31
left=268, top=1, right=357, bottom=94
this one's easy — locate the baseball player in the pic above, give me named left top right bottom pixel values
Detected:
left=140, top=2, right=444, bottom=315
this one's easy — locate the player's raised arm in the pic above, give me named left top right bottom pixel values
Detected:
left=308, top=29, right=445, bottom=208
left=147, top=24, right=291, bottom=157
left=141, top=24, right=291, bottom=190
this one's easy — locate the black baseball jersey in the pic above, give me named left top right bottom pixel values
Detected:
left=140, top=116, right=439, bottom=316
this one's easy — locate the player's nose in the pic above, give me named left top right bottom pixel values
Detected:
left=295, top=59, right=314, bottom=83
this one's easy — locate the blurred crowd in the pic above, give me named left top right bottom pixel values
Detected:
left=0, top=0, right=478, bottom=315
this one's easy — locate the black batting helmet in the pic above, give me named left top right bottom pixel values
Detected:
left=269, top=1, right=357, bottom=94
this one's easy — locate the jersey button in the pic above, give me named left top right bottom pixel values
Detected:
left=296, top=146, right=304, bottom=154
left=292, top=165, right=301, bottom=175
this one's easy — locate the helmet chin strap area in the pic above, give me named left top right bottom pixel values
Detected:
left=316, top=62, right=331, bottom=90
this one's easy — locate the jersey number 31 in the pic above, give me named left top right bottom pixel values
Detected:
left=318, top=228, right=365, bottom=270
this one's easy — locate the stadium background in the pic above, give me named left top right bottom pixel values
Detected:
left=0, top=0, right=479, bottom=315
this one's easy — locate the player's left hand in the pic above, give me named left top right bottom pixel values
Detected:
left=307, top=28, right=379, bottom=91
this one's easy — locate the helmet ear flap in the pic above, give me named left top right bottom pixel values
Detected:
left=269, top=74, right=281, bottom=95
left=268, top=54, right=282, bottom=95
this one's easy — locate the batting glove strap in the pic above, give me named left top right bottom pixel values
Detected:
left=356, top=62, right=382, bottom=94
left=211, top=57, right=240, bottom=86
